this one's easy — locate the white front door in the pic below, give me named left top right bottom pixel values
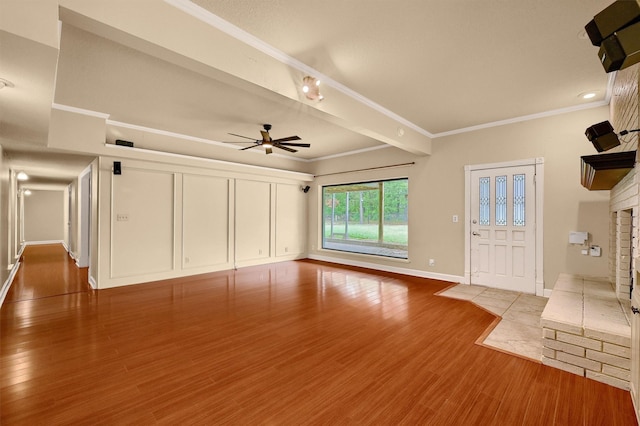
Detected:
left=470, top=164, right=536, bottom=293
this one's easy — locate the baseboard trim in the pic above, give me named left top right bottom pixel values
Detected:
left=0, top=260, right=21, bottom=307
left=24, top=240, right=65, bottom=246
left=307, top=254, right=465, bottom=284
left=88, top=275, right=97, bottom=289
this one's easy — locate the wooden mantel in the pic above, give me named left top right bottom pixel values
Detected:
left=581, top=150, right=636, bottom=190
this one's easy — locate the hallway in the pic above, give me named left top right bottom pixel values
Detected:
left=4, top=244, right=90, bottom=302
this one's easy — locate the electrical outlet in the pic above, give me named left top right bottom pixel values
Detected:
left=116, top=214, right=129, bottom=222
left=429, top=259, right=435, bottom=266
left=452, top=215, right=458, bottom=223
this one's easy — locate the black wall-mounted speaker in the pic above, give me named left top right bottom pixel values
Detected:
left=303, top=185, right=311, bottom=193
left=585, top=121, right=620, bottom=152
left=585, top=0, right=640, bottom=46
left=113, top=161, right=122, bottom=175
left=598, top=21, right=640, bottom=72
left=115, top=139, right=134, bottom=148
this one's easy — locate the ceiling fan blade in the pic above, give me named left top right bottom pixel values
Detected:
left=274, top=144, right=297, bottom=153
left=223, top=141, right=256, bottom=144
left=265, top=147, right=273, bottom=155
left=271, top=136, right=301, bottom=143
left=229, top=132, right=258, bottom=141
left=260, top=130, right=271, bottom=142
left=240, top=144, right=258, bottom=151
left=278, top=142, right=310, bottom=148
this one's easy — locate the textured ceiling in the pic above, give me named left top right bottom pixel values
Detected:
left=0, top=0, right=617, bottom=179
left=192, top=0, right=612, bottom=134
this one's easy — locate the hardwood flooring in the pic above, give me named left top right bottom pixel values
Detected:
left=1, top=244, right=637, bottom=425
left=4, top=244, right=90, bottom=302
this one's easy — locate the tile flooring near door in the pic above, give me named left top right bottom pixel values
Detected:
left=438, top=284, right=548, bottom=361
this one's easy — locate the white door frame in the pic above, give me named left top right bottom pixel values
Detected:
left=464, top=157, right=545, bottom=296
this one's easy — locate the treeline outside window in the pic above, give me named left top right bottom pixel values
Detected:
left=322, top=178, right=408, bottom=259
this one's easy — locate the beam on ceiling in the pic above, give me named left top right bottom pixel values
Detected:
left=57, top=0, right=431, bottom=156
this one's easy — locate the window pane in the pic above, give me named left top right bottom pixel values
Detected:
left=383, top=180, right=408, bottom=247
left=479, top=177, right=490, bottom=226
left=513, top=174, right=525, bottom=226
left=322, top=179, right=408, bottom=259
left=495, top=175, right=507, bottom=226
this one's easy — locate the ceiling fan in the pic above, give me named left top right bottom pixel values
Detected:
left=226, top=124, right=310, bottom=155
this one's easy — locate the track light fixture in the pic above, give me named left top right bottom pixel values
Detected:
left=302, top=76, right=323, bottom=101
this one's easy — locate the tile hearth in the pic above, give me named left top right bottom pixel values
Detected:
left=540, top=274, right=632, bottom=390
left=438, top=284, right=547, bottom=361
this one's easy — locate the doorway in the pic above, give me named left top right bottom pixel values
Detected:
left=465, top=158, right=544, bottom=295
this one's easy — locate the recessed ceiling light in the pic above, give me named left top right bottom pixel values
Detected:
left=23, top=189, right=32, bottom=196
left=16, top=171, right=29, bottom=181
left=580, top=92, right=597, bottom=100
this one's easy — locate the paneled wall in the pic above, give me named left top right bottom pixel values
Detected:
left=235, top=179, right=271, bottom=264
left=111, top=168, right=175, bottom=278
left=98, top=156, right=308, bottom=288
left=182, top=174, right=230, bottom=269
left=275, top=183, right=306, bottom=257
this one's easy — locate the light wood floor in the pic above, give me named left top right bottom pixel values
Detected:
left=1, top=244, right=637, bottom=425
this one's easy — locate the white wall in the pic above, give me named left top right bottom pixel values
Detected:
left=67, top=180, right=77, bottom=256
left=23, top=189, right=65, bottom=242
left=0, top=146, right=9, bottom=284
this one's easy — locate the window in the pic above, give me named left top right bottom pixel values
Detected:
left=322, top=178, right=408, bottom=259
